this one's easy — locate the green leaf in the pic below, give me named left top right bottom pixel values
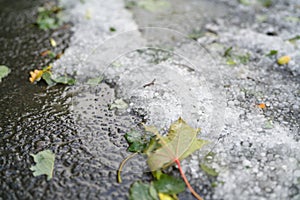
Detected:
left=258, top=0, right=272, bottom=7
left=125, top=131, right=149, bottom=152
left=0, top=65, right=11, bottom=82
left=42, top=72, right=55, bottom=86
left=36, top=5, right=63, bottom=31
left=288, top=35, right=300, bottom=44
left=109, top=99, right=128, bottom=110
left=265, top=50, right=278, bottom=57
left=109, top=27, right=116, bottom=32
left=129, top=181, right=158, bottom=200
left=30, top=150, right=55, bottom=180
left=147, top=118, right=208, bottom=171
left=200, top=164, right=218, bottom=177
left=153, top=174, right=185, bottom=195
left=224, top=47, right=233, bottom=57
left=138, top=0, right=170, bottom=12
left=86, top=77, right=103, bottom=85
left=52, top=75, right=76, bottom=85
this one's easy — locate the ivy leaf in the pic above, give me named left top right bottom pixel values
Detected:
left=129, top=181, right=158, bottom=200
left=0, top=65, right=11, bottom=82
left=147, top=118, right=208, bottom=171
left=30, top=150, right=55, bottom=180
left=125, top=131, right=151, bottom=152
left=153, top=174, right=185, bottom=195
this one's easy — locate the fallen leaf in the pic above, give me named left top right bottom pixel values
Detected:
left=0, top=65, right=11, bottom=82
left=50, top=38, right=57, bottom=47
left=109, top=99, right=128, bottom=110
left=30, top=150, right=55, bottom=180
left=147, top=118, right=208, bottom=171
left=86, top=77, right=103, bottom=85
left=277, top=55, right=291, bottom=65
left=257, top=103, right=266, bottom=109
left=138, top=0, right=170, bottom=12
left=200, top=164, right=218, bottom=177
left=52, top=75, right=76, bottom=85
left=125, top=131, right=150, bottom=152
left=29, top=69, right=44, bottom=83
left=153, top=174, right=185, bottom=195
left=158, top=193, right=177, bottom=200
left=288, top=35, right=300, bottom=43
left=265, top=50, right=278, bottom=57
left=129, top=181, right=158, bottom=200
left=42, top=71, right=55, bottom=86
left=36, top=5, right=63, bottom=30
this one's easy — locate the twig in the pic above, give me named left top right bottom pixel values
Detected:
left=143, top=79, right=156, bottom=88
left=117, top=152, right=138, bottom=183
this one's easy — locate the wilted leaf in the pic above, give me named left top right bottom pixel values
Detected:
left=0, top=65, right=11, bottom=82
left=200, top=164, right=218, bottom=177
left=277, top=55, right=291, bottom=65
left=30, top=150, right=55, bottom=180
left=109, top=99, right=128, bottom=110
left=147, top=118, right=208, bottom=171
left=29, top=69, right=44, bottom=83
left=153, top=174, right=185, bottom=195
left=129, top=181, right=158, bottom=200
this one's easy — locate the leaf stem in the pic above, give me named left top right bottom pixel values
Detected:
left=117, top=152, right=138, bottom=183
left=175, top=159, right=203, bottom=200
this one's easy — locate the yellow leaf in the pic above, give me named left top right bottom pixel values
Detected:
left=277, top=55, right=291, bottom=65
left=158, top=193, right=177, bottom=200
left=50, top=38, right=57, bottom=47
left=29, top=69, right=43, bottom=83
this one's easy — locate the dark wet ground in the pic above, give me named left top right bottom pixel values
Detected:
left=0, top=1, right=149, bottom=199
